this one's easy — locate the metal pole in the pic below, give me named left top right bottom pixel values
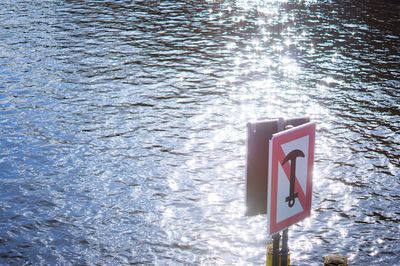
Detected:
left=281, top=229, right=289, bottom=266
left=272, top=233, right=281, bottom=266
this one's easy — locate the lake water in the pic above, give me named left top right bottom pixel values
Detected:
left=0, top=0, right=399, bottom=265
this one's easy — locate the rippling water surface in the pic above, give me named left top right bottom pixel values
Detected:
left=0, top=0, right=399, bottom=265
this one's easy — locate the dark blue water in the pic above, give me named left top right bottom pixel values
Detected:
left=0, top=0, right=399, bottom=265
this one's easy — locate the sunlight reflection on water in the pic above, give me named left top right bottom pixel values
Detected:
left=0, top=0, right=399, bottom=264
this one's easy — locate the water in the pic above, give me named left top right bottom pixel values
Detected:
left=0, top=0, right=399, bottom=265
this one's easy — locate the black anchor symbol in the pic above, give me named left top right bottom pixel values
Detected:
left=282, top=149, right=305, bottom=208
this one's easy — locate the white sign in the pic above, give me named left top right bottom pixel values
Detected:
left=267, top=122, right=315, bottom=235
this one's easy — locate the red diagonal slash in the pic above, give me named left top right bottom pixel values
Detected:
left=276, top=145, right=307, bottom=210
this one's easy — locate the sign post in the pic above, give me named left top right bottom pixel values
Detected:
left=245, top=117, right=314, bottom=266
left=268, top=121, right=315, bottom=266
left=281, top=229, right=289, bottom=266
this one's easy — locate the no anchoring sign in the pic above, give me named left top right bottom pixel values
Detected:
left=267, top=122, right=315, bottom=235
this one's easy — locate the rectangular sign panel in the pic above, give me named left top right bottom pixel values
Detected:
left=267, top=122, right=315, bottom=235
